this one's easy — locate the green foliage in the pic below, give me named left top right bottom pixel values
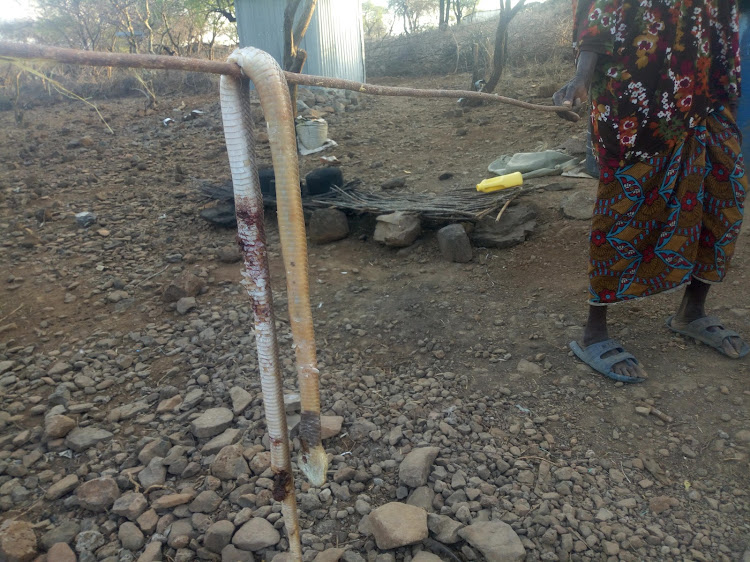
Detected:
left=362, top=0, right=388, bottom=38
left=7, top=0, right=236, bottom=56
left=388, top=0, right=438, bottom=33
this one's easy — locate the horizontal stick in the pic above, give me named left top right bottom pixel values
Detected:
left=0, top=41, right=579, bottom=121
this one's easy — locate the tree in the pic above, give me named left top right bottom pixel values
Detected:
left=483, top=0, right=526, bottom=93
left=388, top=0, right=438, bottom=34
left=452, top=0, right=478, bottom=25
left=283, top=0, right=317, bottom=117
left=362, top=1, right=388, bottom=39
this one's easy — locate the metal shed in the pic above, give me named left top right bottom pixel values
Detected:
left=235, top=0, right=366, bottom=83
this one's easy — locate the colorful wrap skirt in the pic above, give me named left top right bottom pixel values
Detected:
left=589, top=107, right=746, bottom=305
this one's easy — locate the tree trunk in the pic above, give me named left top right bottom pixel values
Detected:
left=283, top=0, right=317, bottom=118
left=483, top=0, right=525, bottom=94
left=439, top=0, right=446, bottom=30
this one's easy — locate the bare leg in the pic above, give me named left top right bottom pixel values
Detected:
left=671, top=278, right=745, bottom=357
left=582, top=305, right=648, bottom=380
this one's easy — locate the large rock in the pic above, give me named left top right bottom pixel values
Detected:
left=138, top=456, right=167, bottom=488
left=399, top=447, right=440, bottom=488
left=232, top=518, right=280, bottom=551
left=427, top=514, right=463, bottom=544
left=203, top=428, right=242, bottom=456
left=0, top=520, right=37, bottom=562
left=47, top=543, right=76, bottom=562
left=45, top=474, right=79, bottom=500
left=41, top=522, right=80, bottom=550
left=211, top=444, right=249, bottom=480
left=204, top=520, right=235, bottom=553
left=163, top=270, right=205, bottom=302
left=437, top=224, right=473, bottom=263
left=229, top=387, right=253, bottom=416
left=412, top=553, right=442, bottom=562
left=44, top=415, right=76, bottom=439
left=191, top=408, right=234, bottom=439
left=222, top=545, right=253, bottom=562
left=309, top=208, right=350, bottom=244
left=314, top=548, right=346, bottom=562
left=137, top=542, right=162, bottom=562
left=470, top=205, right=536, bottom=249
left=561, top=189, right=596, bottom=220
left=138, top=438, right=171, bottom=465
left=119, top=522, right=145, bottom=551
left=459, top=521, right=526, bottom=561
left=321, top=415, right=344, bottom=440
left=65, top=427, right=113, bottom=452
left=189, top=490, right=222, bottom=513
left=76, top=477, right=120, bottom=512
left=374, top=212, right=421, bottom=247
left=112, top=492, right=148, bottom=520
left=369, top=503, right=428, bottom=550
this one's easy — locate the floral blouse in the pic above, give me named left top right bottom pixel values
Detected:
left=573, top=0, right=741, bottom=168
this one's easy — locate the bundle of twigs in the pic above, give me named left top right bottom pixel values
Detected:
left=308, top=184, right=532, bottom=221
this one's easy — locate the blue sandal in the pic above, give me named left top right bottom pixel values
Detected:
left=666, top=315, right=750, bottom=359
left=569, top=339, right=646, bottom=383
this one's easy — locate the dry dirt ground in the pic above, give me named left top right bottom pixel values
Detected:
left=0, top=69, right=749, bottom=561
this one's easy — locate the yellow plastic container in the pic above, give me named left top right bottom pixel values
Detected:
left=476, top=172, right=523, bottom=193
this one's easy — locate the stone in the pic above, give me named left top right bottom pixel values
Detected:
left=163, top=271, right=205, bottom=303
left=309, top=208, right=350, bottom=244
left=138, top=457, right=167, bottom=488
left=321, top=415, right=344, bottom=439
left=217, top=246, right=242, bottom=263
left=221, top=545, right=253, bottom=562
left=381, top=176, right=407, bottom=189
left=76, top=477, right=120, bottom=512
left=175, top=297, right=197, bottom=315
left=649, top=495, right=679, bottom=514
left=314, top=548, right=346, bottom=562
left=119, top=522, right=145, bottom=551
left=399, top=447, right=440, bottom=488
left=369, top=503, right=428, bottom=550
left=189, top=490, right=222, bottom=513
left=44, top=415, right=76, bottom=439
left=0, top=360, right=16, bottom=375
left=41, top=522, right=80, bottom=550
left=561, top=189, right=596, bottom=220
left=112, top=492, right=148, bottom=520
left=406, top=486, right=435, bottom=512
left=45, top=474, right=79, bottom=500
left=0, top=520, right=37, bottom=562
left=232, top=518, right=280, bottom=551
left=138, top=438, right=171, bottom=465
left=47, top=543, right=76, bottom=562
left=427, top=514, right=463, bottom=544
left=152, top=492, right=195, bottom=511
left=459, top=521, right=525, bottom=562
left=203, top=428, right=243, bottom=456
left=516, top=358, right=543, bottom=376
left=211, top=444, right=249, bottom=480
left=157, top=395, right=183, bottom=414
left=437, top=224, right=472, bottom=263
left=201, top=201, right=236, bottom=228
left=470, top=205, right=536, bottom=249
left=229, top=387, right=253, bottom=416
left=75, top=531, right=104, bottom=554
left=374, top=212, right=421, bottom=248
left=137, top=542, right=162, bottom=562
left=191, top=408, right=234, bottom=438
left=204, top=520, right=235, bottom=553
left=137, top=509, right=159, bottom=534
left=412, top=554, right=442, bottom=562
left=65, top=427, right=113, bottom=452
left=167, top=519, right=196, bottom=549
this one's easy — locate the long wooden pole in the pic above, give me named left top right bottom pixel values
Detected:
left=0, top=41, right=579, bottom=121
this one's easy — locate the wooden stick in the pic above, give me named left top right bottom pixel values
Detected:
left=495, top=199, right=512, bottom=222
left=0, top=41, right=580, bottom=121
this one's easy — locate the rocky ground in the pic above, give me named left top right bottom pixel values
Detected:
left=0, top=72, right=749, bottom=562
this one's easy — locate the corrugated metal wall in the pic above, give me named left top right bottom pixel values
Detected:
left=235, top=0, right=366, bottom=83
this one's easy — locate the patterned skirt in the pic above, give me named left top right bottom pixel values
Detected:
left=589, top=107, right=746, bottom=305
